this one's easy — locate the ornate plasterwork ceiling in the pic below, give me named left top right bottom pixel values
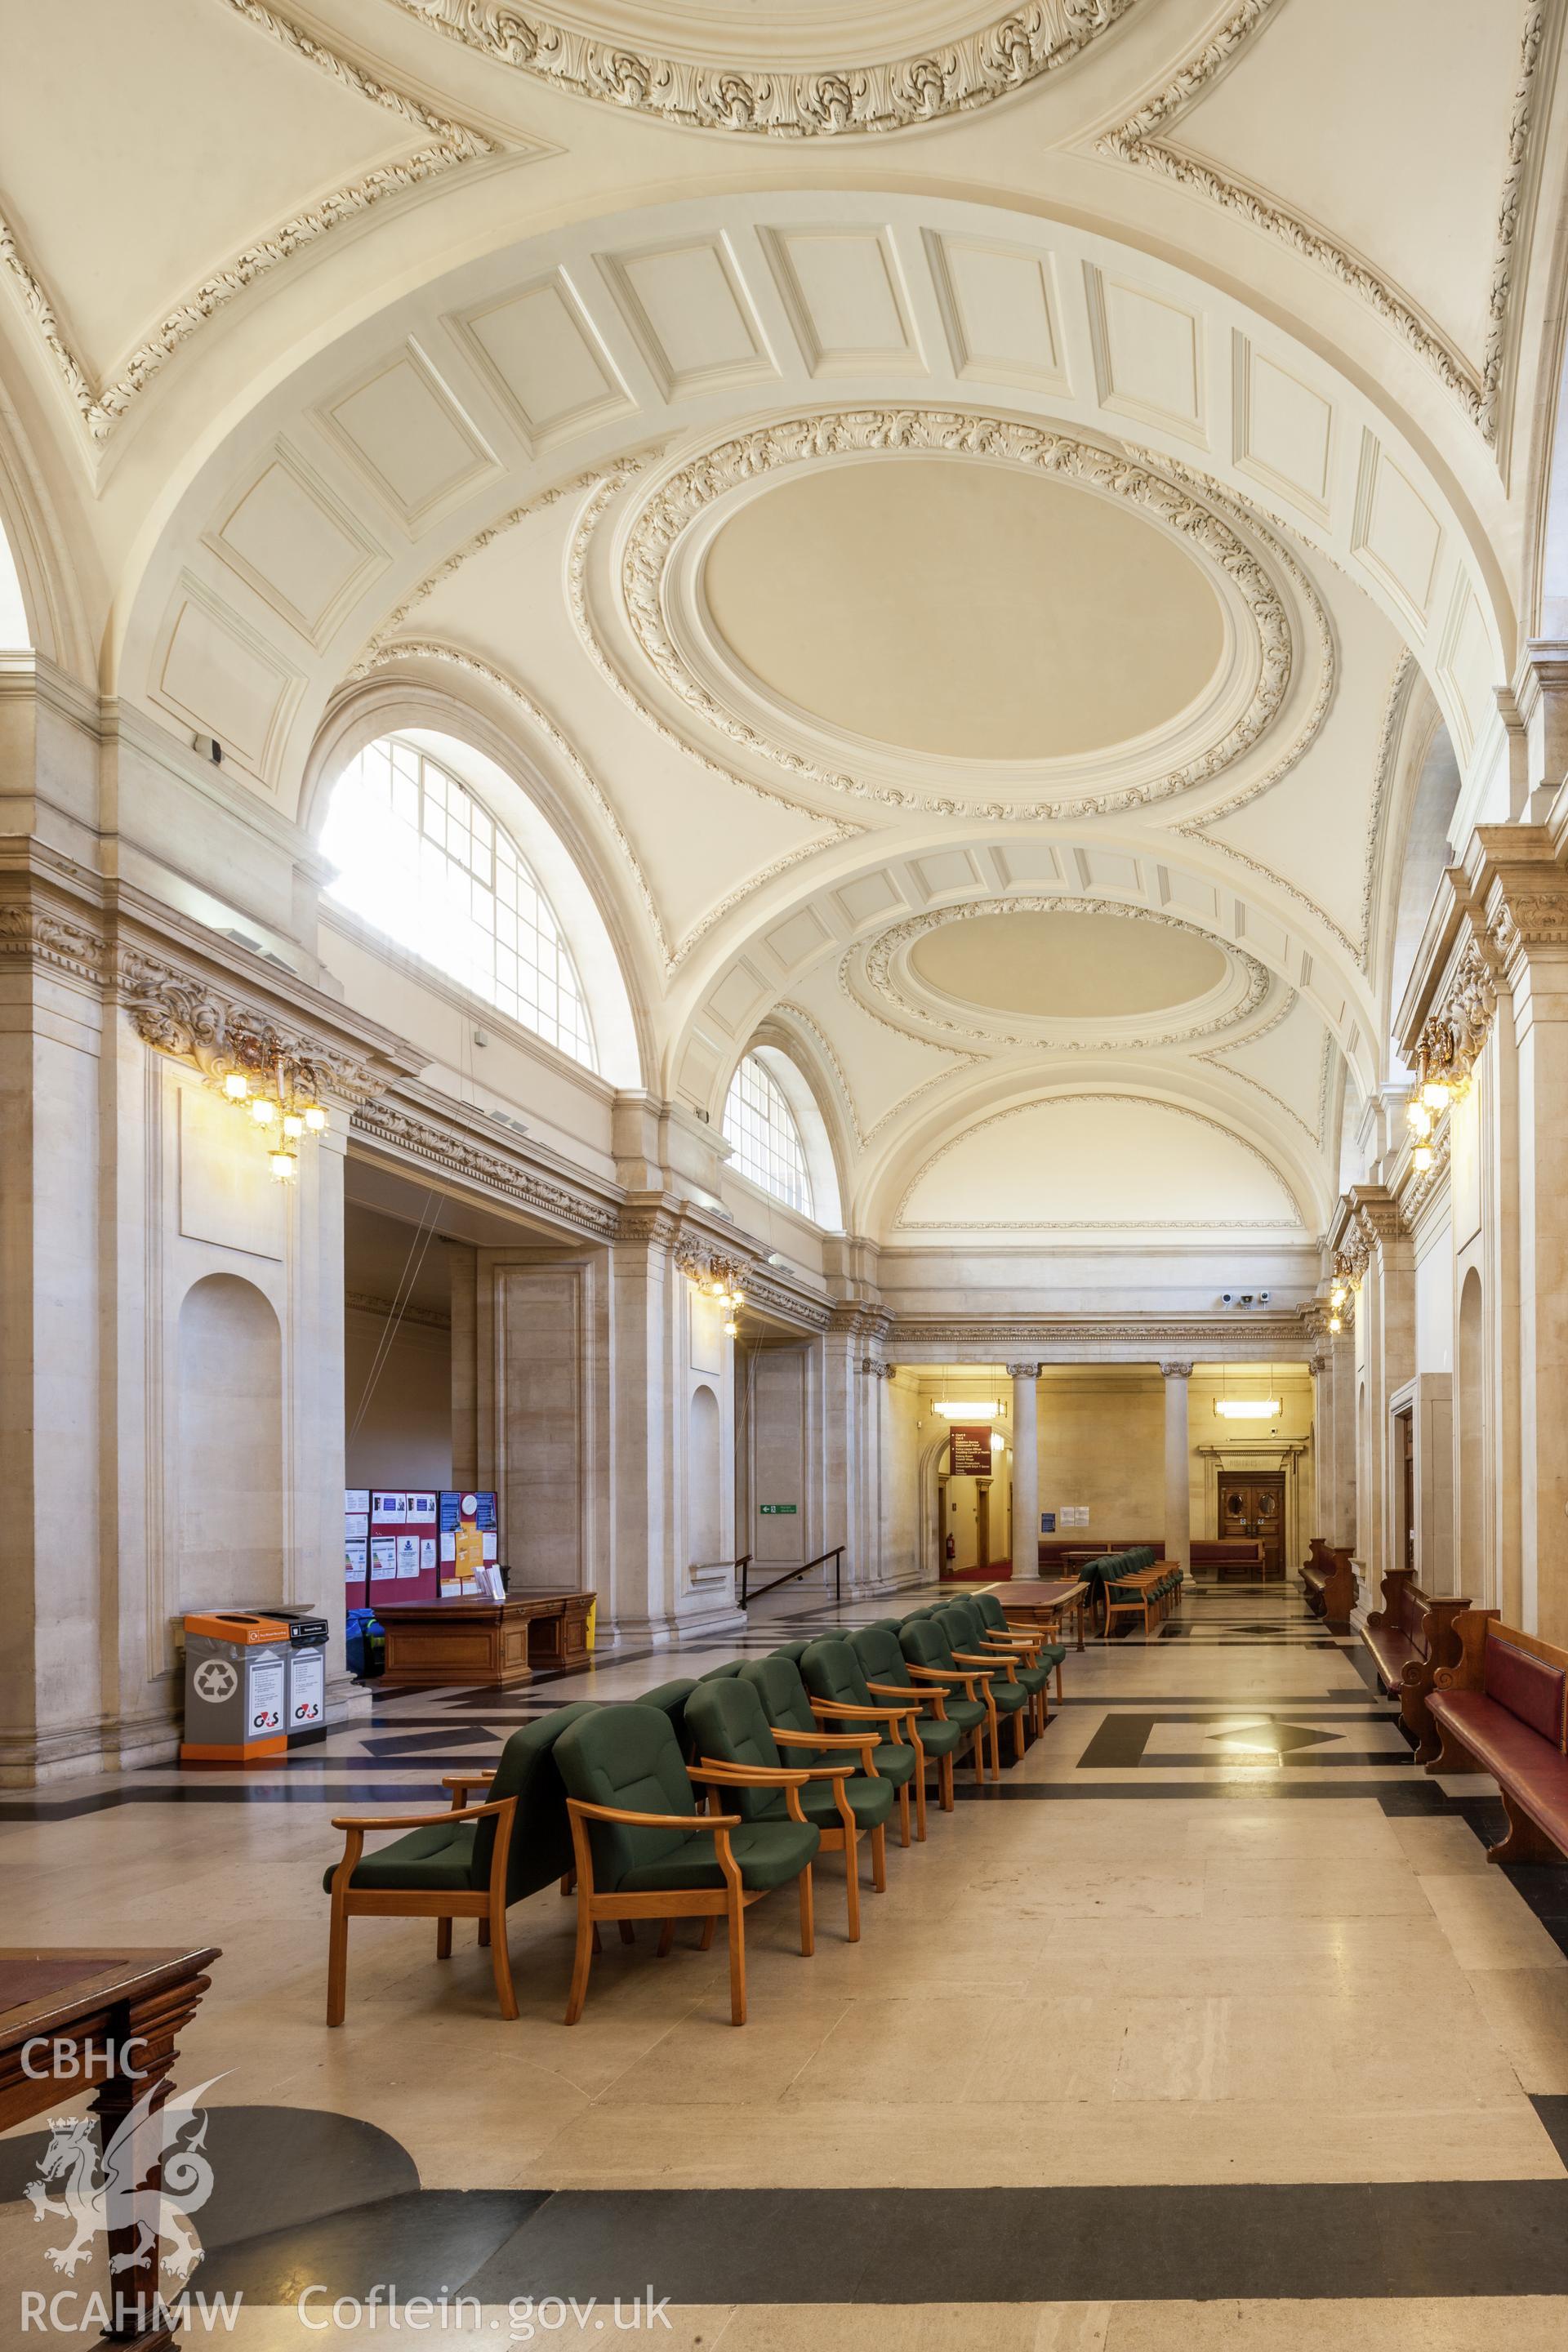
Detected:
left=699, top=455, right=1227, bottom=762
left=379, top=0, right=1138, bottom=136
left=581, top=408, right=1308, bottom=820
left=842, top=897, right=1274, bottom=1052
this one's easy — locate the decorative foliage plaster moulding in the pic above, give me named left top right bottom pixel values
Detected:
left=382, top=0, right=1139, bottom=137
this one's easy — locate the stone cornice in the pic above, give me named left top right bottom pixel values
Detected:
left=888, top=1317, right=1309, bottom=1360
left=1, top=0, right=497, bottom=452
left=382, top=0, right=1139, bottom=139
left=354, top=1082, right=623, bottom=1241
left=0, top=870, right=425, bottom=1100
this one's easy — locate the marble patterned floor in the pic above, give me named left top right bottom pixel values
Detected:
left=6, top=1579, right=1568, bottom=2346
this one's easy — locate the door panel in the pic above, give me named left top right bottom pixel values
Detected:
left=1218, top=1475, right=1286, bottom=1579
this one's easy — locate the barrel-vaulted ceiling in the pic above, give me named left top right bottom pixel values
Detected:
left=2, top=0, right=1561, bottom=1250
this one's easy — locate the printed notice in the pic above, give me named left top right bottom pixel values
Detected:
left=345, top=1490, right=370, bottom=1515
left=344, top=1539, right=368, bottom=1581
left=345, top=1512, right=368, bottom=1541
left=370, top=1537, right=397, bottom=1581
left=406, top=1492, right=437, bottom=1521
left=420, top=1537, right=436, bottom=1571
left=396, top=1534, right=421, bottom=1579
left=372, top=1493, right=407, bottom=1523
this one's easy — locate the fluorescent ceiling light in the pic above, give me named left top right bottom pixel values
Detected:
left=933, top=1401, right=999, bottom=1418
left=1214, top=1398, right=1281, bottom=1420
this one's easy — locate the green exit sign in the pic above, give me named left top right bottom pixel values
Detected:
left=759, top=1503, right=797, bottom=1516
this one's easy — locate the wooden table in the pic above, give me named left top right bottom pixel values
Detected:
left=377, top=1588, right=595, bottom=1688
left=0, top=1945, right=221, bottom=2350
left=988, top=1578, right=1089, bottom=1651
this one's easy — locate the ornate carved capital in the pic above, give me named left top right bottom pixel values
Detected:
left=1004, top=1361, right=1040, bottom=1380
left=1159, top=1361, right=1195, bottom=1379
left=670, top=1231, right=754, bottom=1293
left=0, top=902, right=105, bottom=986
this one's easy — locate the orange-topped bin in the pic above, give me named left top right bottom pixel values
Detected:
left=180, top=1613, right=291, bottom=1765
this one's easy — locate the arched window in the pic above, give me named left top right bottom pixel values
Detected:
left=321, top=736, right=595, bottom=1070
left=724, top=1052, right=813, bottom=1216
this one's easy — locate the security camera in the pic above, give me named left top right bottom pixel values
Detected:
left=1258, top=1290, right=1272, bottom=1303
left=1221, top=1291, right=1234, bottom=1304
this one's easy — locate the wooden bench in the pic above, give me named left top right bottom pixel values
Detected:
left=1300, top=1539, right=1356, bottom=1623
left=1361, top=1568, right=1472, bottom=1763
left=1427, top=1612, right=1568, bottom=1864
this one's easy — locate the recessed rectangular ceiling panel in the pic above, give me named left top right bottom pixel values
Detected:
left=599, top=234, right=775, bottom=400
left=910, top=851, right=982, bottom=901
left=1232, top=336, right=1335, bottom=518
left=760, top=226, right=924, bottom=376
left=1085, top=266, right=1206, bottom=443
left=1436, top=581, right=1496, bottom=760
left=449, top=273, right=634, bottom=452
left=925, top=233, right=1069, bottom=394
left=314, top=341, right=498, bottom=532
left=762, top=906, right=834, bottom=975
left=1080, top=849, right=1142, bottom=893
left=153, top=574, right=304, bottom=785
left=833, top=871, right=906, bottom=928
left=706, top=961, right=770, bottom=1037
left=206, top=441, right=386, bottom=646
left=992, top=845, right=1065, bottom=887
left=1352, top=431, right=1443, bottom=626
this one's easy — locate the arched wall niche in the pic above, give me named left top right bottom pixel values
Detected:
left=1383, top=688, right=1462, bottom=1059
left=175, top=1273, right=284, bottom=1615
left=687, top=1384, right=722, bottom=1574
left=1457, top=1267, right=1488, bottom=1606
left=304, top=683, right=649, bottom=1089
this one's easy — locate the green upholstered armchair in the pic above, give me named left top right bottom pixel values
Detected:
left=935, top=1601, right=1031, bottom=1762
left=941, top=1593, right=1054, bottom=1739
left=972, top=1591, right=1068, bottom=1706
left=321, top=1700, right=597, bottom=2027
left=553, top=1702, right=820, bottom=2025
left=798, top=1637, right=921, bottom=1846
left=688, top=1676, right=893, bottom=1941
left=848, top=1624, right=969, bottom=1816
left=898, top=1613, right=1000, bottom=1781
left=635, top=1678, right=698, bottom=1754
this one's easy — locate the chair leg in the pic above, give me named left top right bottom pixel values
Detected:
left=326, top=1891, right=350, bottom=2029
left=914, top=1756, right=928, bottom=1842
left=843, top=1824, right=862, bottom=1943
left=657, top=1919, right=675, bottom=1958
left=799, top=1864, right=815, bottom=1959
left=728, top=1894, right=748, bottom=2024
left=1012, top=1708, right=1026, bottom=1762
left=436, top=1918, right=452, bottom=1961
left=1056, top=1661, right=1063, bottom=1702
left=489, top=1901, right=518, bottom=2022
left=699, top=1914, right=717, bottom=1951
left=897, top=1782, right=911, bottom=1849
left=973, top=1727, right=987, bottom=1784
left=988, top=1711, right=1002, bottom=1779
left=478, top=1917, right=491, bottom=1946
left=591, top=1922, right=603, bottom=1953
left=564, top=1896, right=595, bottom=2025
left=871, top=1820, right=887, bottom=1892
left=940, top=1752, right=955, bottom=1812
left=559, top=1871, right=574, bottom=1895
left=618, top=1919, right=636, bottom=1944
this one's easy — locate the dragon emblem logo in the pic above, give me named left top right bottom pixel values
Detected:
left=24, top=2075, right=225, bottom=2285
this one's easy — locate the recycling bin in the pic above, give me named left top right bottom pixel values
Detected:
left=284, top=1615, right=329, bottom=1746
left=180, top=1612, right=290, bottom=1764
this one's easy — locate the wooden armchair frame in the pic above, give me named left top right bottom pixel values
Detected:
left=701, top=1751, right=878, bottom=1939
left=979, top=1624, right=1061, bottom=1720
left=805, top=1695, right=922, bottom=1843
left=866, top=1677, right=960, bottom=1820
left=564, top=1762, right=818, bottom=2027
left=903, top=1660, right=998, bottom=1780
left=951, top=1646, right=1030, bottom=1757
left=326, top=1793, right=519, bottom=2027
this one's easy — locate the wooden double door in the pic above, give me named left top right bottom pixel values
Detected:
left=1219, top=1473, right=1285, bottom=1579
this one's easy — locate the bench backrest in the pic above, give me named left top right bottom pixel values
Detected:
left=1395, top=1579, right=1429, bottom=1651
left=1485, top=1628, right=1568, bottom=1748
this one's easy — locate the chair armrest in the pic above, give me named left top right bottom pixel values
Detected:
left=905, top=1664, right=987, bottom=1698
left=442, top=1772, right=493, bottom=1807
left=566, top=1798, right=742, bottom=1831
left=331, top=1796, right=513, bottom=1832
left=810, top=1699, right=917, bottom=1726
left=955, top=1648, right=1017, bottom=1681
left=869, top=1677, right=949, bottom=1721
left=772, top=1727, right=880, bottom=1769
left=693, top=1758, right=844, bottom=1784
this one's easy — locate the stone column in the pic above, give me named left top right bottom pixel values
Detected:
left=1006, top=1363, right=1039, bottom=1577
left=1160, top=1362, right=1193, bottom=1575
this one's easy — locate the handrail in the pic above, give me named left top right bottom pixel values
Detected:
left=739, top=1546, right=844, bottom=1609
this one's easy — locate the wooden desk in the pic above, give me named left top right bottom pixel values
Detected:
left=0, top=1945, right=221, bottom=2351
left=377, top=1588, right=595, bottom=1688
left=988, top=1579, right=1089, bottom=1652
